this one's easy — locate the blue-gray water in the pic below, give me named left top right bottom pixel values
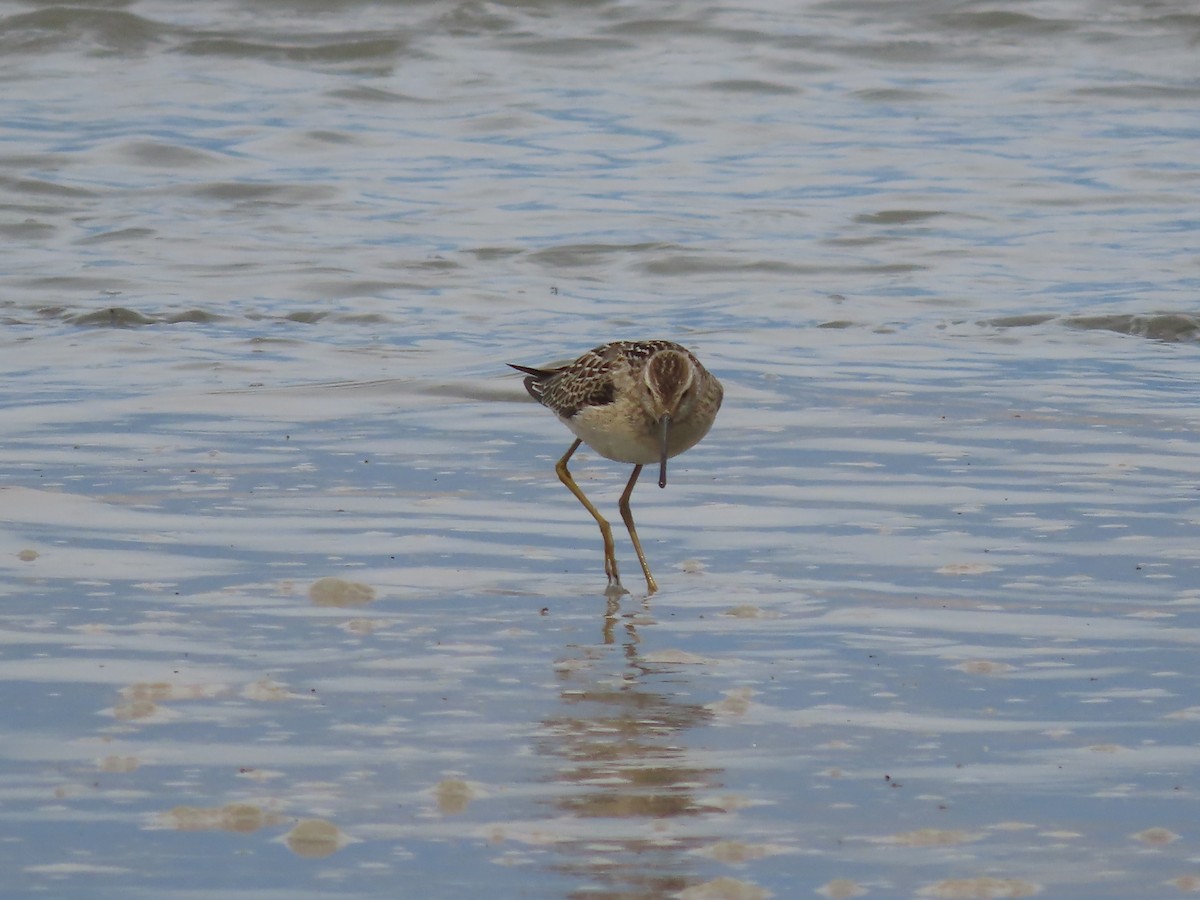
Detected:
left=2, top=1, right=1199, bottom=898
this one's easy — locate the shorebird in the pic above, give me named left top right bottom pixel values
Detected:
left=510, top=339, right=723, bottom=594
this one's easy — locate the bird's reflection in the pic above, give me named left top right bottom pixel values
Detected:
left=536, top=599, right=722, bottom=897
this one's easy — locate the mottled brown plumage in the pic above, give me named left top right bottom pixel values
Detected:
left=510, top=339, right=723, bottom=594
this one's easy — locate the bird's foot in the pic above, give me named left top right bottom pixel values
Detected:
left=604, top=576, right=629, bottom=599
left=603, top=554, right=629, bottom=598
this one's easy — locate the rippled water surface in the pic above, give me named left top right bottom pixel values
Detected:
left=3, top=1, right=1200, bottom=897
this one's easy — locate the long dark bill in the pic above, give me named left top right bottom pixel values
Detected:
left=658, top=415, right=671, bottom=488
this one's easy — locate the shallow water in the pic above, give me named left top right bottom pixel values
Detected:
left=2, top=0, right=1200, bottom=897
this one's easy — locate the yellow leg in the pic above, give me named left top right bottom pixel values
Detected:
left=619, top=464, right=658, bottom=595
left=556, top=439, right=624, bottom=591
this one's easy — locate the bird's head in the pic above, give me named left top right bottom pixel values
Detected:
left=641, top=349, right=698, bottom=489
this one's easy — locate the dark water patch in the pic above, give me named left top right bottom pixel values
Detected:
left=986, top=313, right=1200, bottom=343
left=1065, top=313, right=1200, bottom=343
left=435, top=1, right=519, bottom=36
left=284, top=311, right=329, bottom=325
left=32, top=305, right=71, bottom=321
left=640, top=253, right=925, bottom=277
left=985, top=314, right=1058, bottom=330
left=527, top=242, right=676, bottom=269
left=467, top=246, right=526, bottom=262
left=303, top=129, right=357, bottom=146
left=834, top=38, right=965, bottom=65
left=23, top=276, right=132, bottom=295
left=187, top=182, right=339, bottom=205
left=176, top=36, right=406, bottom=66
left=0, top=220, right=55, bottom=240
left=335, top=312, right=392, bottom=325
left=853, top=87, right=945, bottom=103
left=0, top=7, right=166, bottom=55
left=604, top=17, right=723, bottom=40
left=0, top=175, right=95, bottom=199
left=68, top=307, right=159, bottom=327
left=326, top=85, right=428, bottom=104
left=507, top=36, right=634, bottom=58
left=1073, top=83, right=1200, bottom=101
left=63, top=307, right=227, bottom=327
left=705, top=79, right=800, bottom=95
left=935, top=11, right=1078, bottom=35
left=167, top=309, right=227, bottom=325
left=299, top=279, right=411, bottom=300
left=114, top=140, right=225, bottom=168
left=404, top=256, right=464, bottom=273
left=609, top=16, right=748, bottom=43
left=75, top=227, right=156, bottom=245
left=1147, top=12, right=1200, bottom=30
left=854, top=209, right=947, bottom=225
